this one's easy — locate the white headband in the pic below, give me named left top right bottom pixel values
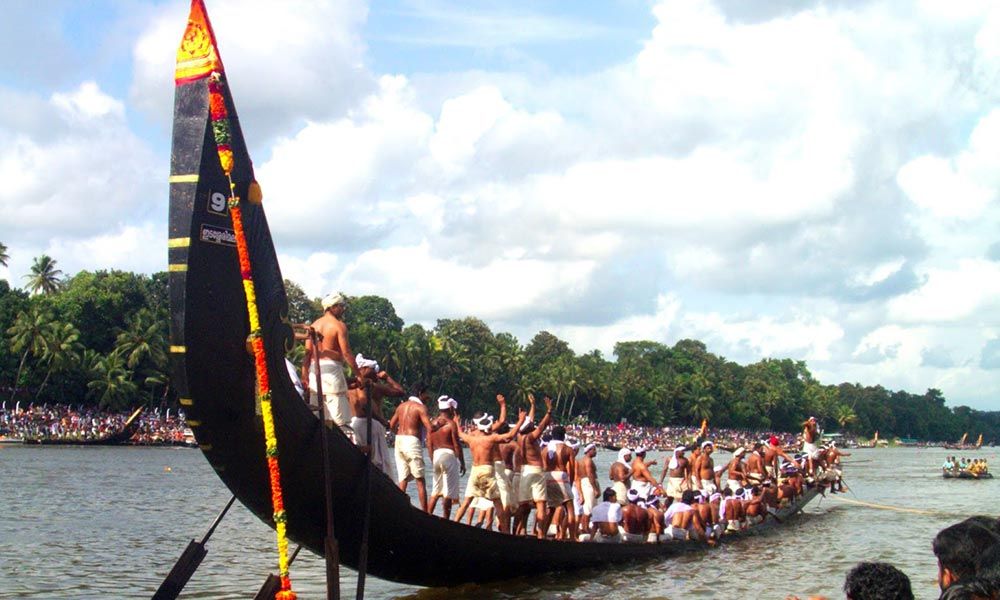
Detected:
left=321, top=292, right=345, bottom=309
left=355, top=353, right=379, bottom=372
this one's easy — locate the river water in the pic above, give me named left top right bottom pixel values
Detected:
left=1, top=444, right=996, bottom=599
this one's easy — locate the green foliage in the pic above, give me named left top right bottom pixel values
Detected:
left=24, top=255, right=64, bottom=295
left=0, top=261, right=996, bottom=442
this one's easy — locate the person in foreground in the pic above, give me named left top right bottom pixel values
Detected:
left=785, top=561, right=914, bottom=600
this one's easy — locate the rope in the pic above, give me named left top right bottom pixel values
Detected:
left=209, top=70, right=296, bottom=600
left=826, top=494, right=954, bottom=517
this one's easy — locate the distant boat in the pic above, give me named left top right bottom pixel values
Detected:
left=943, top=432, right=983, bottom=450
left=22, top=408, right=144, bottom=446
left=943, top=471, right=993, bottom=480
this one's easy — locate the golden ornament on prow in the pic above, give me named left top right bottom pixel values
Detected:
left=248, top=180, right=263, bottom=204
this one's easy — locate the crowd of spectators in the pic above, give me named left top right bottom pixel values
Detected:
left=0, top=402, right=192, bottom=445
left=566, top=421, right=813, bottom=452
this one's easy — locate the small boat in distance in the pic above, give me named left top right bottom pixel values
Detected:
left=943, top=471, right=993, bottom=480
left=22, top=407, right=144, bottom=446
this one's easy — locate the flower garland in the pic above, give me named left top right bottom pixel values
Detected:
left=208, top=71, right=295, bottom=600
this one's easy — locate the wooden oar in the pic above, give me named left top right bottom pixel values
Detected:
left=152, top=495, right=236, bottom=600
left=253, top=545, right=302, bottom=600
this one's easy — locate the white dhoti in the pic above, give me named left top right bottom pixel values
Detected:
left=394, top=434, right=425, bottom=482
left=580, top=477, right=597, bottom=516
left=493, top=461, right=513, bottom=510
left=700, top=479, right=717, bottom=495
left=667, top=476, right=686, bottom=499
left=309, top=359, right=352, bottom=439
left=432, top=448, right=460, bottom=499
left=351, top=416, right=391, bottom=475
left=803, top=440, right=821, bottom=459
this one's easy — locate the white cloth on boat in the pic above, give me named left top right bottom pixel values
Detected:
left=351, top=416, right=391, bottom=475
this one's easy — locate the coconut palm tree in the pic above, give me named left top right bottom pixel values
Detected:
left=35, top=321, right=83, bottom=399
left=7, top=307, right=55, bottom=400
left=24, top=255, right=64, bottom=295
left=0, top=242, right=9, bottom=268
left=835, top=404, right=858, bottom=431
left=115, top=308, right=167, bottom=370
left=87, top=349, right=138, bottom=410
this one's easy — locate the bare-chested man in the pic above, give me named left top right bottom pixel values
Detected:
left=746, top=441, right=766, bottom=485
left=540, top=425, right=577, bottom=540
left=695, top=441, right=720, bottom=494
left=802, top=416, right=821, bottom=475
left=575, top=443, right=599, bottom=536
left=452, top=397, right=526, bottom=534
left=427, top=396, right=465, bottom=518
left=663, top=489, right=708, bottom=542
left=621, top=488, right=651, bottom=543
left=824, top=442, right=850, bottom=493
left=661, top=445, right=690, bottom=502
left=630, top=447, right=659, bottom=500
left=388, top=383, right=436, bottom=512
left=348, top=353, right=404, bottom=475
left=725, top=447, right=748, bottom=491
left=514, top=394, right=553, bottom=538
left=609, top=448, right=633, bottom=507
left=303, top=292, right=360, bottom=439
left=763, top=436, right=800, bottom=482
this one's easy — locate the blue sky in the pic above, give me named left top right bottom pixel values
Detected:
left=2, top=0, right=1000, bottom=411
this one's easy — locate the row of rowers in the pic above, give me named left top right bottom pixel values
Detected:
left=339, top=370, right=849, bottom=544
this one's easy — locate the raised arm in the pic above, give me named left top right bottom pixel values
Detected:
left=528, top=396, right=554, bottom=441
left=526, top=393, right=536, bottom=424
left=494, top=409, right=526, bottom=443
left=489, top=393, right=507, bottom=433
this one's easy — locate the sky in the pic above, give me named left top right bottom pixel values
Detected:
left=1, top=0, right=999, bottom=411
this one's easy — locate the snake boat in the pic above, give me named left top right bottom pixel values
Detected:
left=166, top=0, right=822, bottom=588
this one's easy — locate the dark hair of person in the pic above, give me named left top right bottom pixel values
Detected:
left=681, top=490, right=696, bottom=504
left=472, top=411, right=485, bottom=421
left=602, top=488, right=616, bottom=502
left=938, top=577, right=1000, bottom=600
left=975, top=544, right=1000, bottom=581
left=410, top=382, right=427, bottom=396
left=934, top=523, right=1000, bottom=582
left=551, top=425, right=566, bottom=441
left=962, top=516, right=1000, bottom=538
left=843, top=562, right=914, bottom=600
left=496, top=422, right=510, bottom=434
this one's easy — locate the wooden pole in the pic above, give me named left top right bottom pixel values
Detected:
left=307, top=327, right=340, bottom=600
left=356, top=379, right=374, bottom=600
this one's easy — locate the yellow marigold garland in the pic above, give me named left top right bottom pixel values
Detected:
left=209, top=71, right=296, bottom=600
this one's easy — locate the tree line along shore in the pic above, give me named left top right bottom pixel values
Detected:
left=1, top=247, right=997, bottom=443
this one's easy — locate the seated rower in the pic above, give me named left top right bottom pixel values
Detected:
left=589, top=488, right=624, bottom=543
left=622, top=488, right=651, bottom=543
left=663, top=490, right=709, bottom=543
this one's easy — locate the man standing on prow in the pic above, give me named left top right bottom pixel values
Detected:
left=427, top=396, right=464, bottom=518
left=348, top=353, right=404, bottom=475
left=389, top=383, right=436, bottom=512
left=802, top=416, right=821, bottom=476
left=303, top=292, right=360, bottom=440
left=514, top=394, right=553, bottom=539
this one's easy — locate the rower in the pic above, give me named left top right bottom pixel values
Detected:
left=629, top=446, right=658, bottom=500
left=695, top=441, right=719, bottom=494
left=513, top=394, right=553, bottom=538
left=575, top=443, right=599, bottom=536
left=347, top=354, right=403, bottom=476
left=452, top=396, right=526, bottom=533
left=388, top=383, right=437, bottom=512
left=801, top=416, right=821, bottom=476
left=589, top=488, right=624, bottom=543
left=540, top=425, right=576, bottom=540
left=661, top=445, right=690, bottom=503
left=427, top=396, right=465, bottom=518
left=725, top=447, right=748, bottom=491
left=621, top=488, right=650, bottom=543
left=609, top=448, right=633, bottom=507
left=303, top=292, right=359, bottom=440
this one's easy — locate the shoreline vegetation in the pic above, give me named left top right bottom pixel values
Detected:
left=0, top=254, right=997, bottom=444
